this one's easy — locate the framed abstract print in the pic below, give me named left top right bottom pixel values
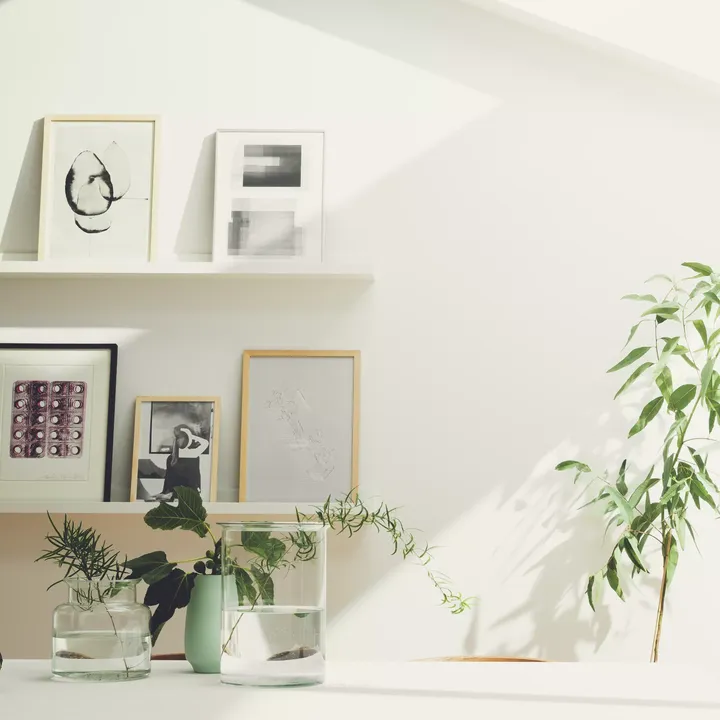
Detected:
left=0, top=344, right=118, bottom=502
left=239, top=350, right=360, bottom=503
left=213, top=131, right=324, bottom=263
left=130, top=396, right=220, bottom=503
left=38, top=115, right=159, bottom=262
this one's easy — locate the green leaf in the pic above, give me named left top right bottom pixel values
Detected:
left=605, top=486, right=634, bottom=525
left=680, top=353, right=699, bottom=371
left=708, top=328, right=720, bottom=346
left=628, top=396, right=664, bottom=438
left=143, top=486, right=208, bottom=538
left=659, top=482, right=683, bottom=505
left=607, top=347, right=652, bottom=373
left=235, top=568, right=257, bottom=605
left=628, top=474, right=659, bottom=508
left=691, top=477, right=716, bottom=509
left=705, top=291, right=720, bottom=305
left=645, top=274, right=673, bottom=284
left=685, top=518, right=700, bottom=552
left=622, top=536, right=647, bottom=573
left=710, top=409, right=716, bottom=434
left=623, top=322, right=642, bottom=349
left=641, top=303, right=680, bottom=317
left=586, top=575, right=596, bottom=612
left=655, top=366, right=673, bottom=402
left=555, top=460, right=591, bottom=473
left=614, top=362, right=654, bottom=402
left=605, top=558, right=624, bottom=601
left=676, top=516, right=687, bottom=551
left=616, top=460, right=628, bottom=496
left=249, top=565, right=275, bottom=604
left=668, top=384, right=696, bottom=413
left=144, top=569, right=197, bottom=646
left=125, top=551, right=177, bottom=585
left=241, top=531, right=286, bottom=566
left=693, top=319, right=709, bottom=347
left=665, top=533, right=679, bottom=586
left=682, top=261, right=713, bottom=276
left=622, top=294, right=657, bottom=303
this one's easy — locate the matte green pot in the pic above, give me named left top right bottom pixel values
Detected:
left=185, top=574, right=222, bottom=673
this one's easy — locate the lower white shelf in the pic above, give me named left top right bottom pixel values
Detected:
left=0, top=501, right=315, bottom=515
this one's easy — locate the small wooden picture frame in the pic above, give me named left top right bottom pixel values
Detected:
left=38, top=115, right=160, bottom=262
left=130, top=396, right=220, bottom=503
left=240, top=350, right=360, bottom=503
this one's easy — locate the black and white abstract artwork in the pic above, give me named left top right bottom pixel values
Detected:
left=40, top=117, right=157, bottom=261
left=213, top=131, right=324, bottom=263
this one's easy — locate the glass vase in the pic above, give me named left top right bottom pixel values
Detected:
left=220, top=521, right=327, bottom=686
left=52, top=578, right=151, bottom=682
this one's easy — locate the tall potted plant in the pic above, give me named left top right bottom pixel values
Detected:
left=558, top=262, right=720, bottom=661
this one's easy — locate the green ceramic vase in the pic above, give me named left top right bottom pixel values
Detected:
left=184, top=574, right=222, bottom=673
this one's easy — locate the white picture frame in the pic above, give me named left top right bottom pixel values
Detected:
left=130, top=396, right=221, bottom=503
left=240, top=350, right=360, bottom=503
left=0, top=344, right=118, bottom=502
left=212, top=131, right=324, bottom=264
left=38, top=115, right=160, bottom=262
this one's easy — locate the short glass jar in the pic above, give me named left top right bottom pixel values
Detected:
left=52, top=578, right=151, bottom=682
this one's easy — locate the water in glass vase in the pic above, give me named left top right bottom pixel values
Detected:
left=52, top=630, right=151, bottom=682
left=221, top=606, right=325, bottom=686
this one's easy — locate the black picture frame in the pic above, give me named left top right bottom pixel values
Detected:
left=0, top=343, right=118, bottom=501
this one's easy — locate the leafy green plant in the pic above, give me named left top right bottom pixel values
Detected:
left=36, top=513, right=128, bottom=605
left=557, top=261, right=720, bottom=662
left=125, top=487, right=471, bottom=645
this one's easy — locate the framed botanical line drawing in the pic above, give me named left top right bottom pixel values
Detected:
left=213, top=131, right=324, bottom=263
left=130, top=397, right=220, bottom=503
left=0, top=344, right=118, bottom=502
left=38, top=115, right=159, bottom=262
left=240, top=350, right=360, bottom=503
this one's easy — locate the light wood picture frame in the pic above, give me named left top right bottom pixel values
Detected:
left=38, top=115, right=160, bottom=262
left=130, top=396, right=220, bottom=503
left=212, top=130, right=325, bottom=263
left=240, top=350, right=360, bottom=503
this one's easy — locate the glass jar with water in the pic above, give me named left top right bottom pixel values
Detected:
left=52, top=578, right=151, bottom=682
left=220, top=521, right=326, bottom=686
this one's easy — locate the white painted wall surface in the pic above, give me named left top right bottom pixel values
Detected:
left=2, top=0, right=720, bottom=662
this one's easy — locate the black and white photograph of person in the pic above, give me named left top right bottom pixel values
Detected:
left=38, top=116, right=159, bottom=261
left=212, top=130, right=324, bottom=263
left=130, top=397, right=220, bottom=502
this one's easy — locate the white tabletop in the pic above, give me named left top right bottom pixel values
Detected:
left=3, top=660, right=720, bottom=719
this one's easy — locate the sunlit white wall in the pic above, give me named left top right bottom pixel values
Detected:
left=2, top=0, right=720, bottom=662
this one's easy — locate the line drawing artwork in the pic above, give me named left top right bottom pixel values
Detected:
left=266, top=388, right=335, bottom=482
left=65, top=142, right=138, bottom=234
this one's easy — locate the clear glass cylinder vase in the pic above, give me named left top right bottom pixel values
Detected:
left=220, top=521, right=327, bottom=687
left=52, top=579, right=152, bottom=682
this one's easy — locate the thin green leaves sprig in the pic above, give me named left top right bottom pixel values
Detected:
left=36, top=513, right=127, bottom=591
left=300, top=493, right=473, bottom=614
left=557, top=261, right=720, bottom=661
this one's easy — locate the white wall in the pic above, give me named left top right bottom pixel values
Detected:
left=3, top=0, right=720, bottom=662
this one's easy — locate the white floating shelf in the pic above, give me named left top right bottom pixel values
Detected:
left=0, top=261, right=374, bottom=280
left=0, top=501, right=317, bottom=515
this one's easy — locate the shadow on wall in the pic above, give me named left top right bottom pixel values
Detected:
left=0, top=118, right=43, bottom=258
left=175, top=134, right=215, bottom=260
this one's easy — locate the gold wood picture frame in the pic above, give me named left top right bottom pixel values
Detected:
left=240, top=350, right=360, bottom=503
left=38, top=115, right=160, bottom=262
left=130, top=396, right=220, bottom=503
